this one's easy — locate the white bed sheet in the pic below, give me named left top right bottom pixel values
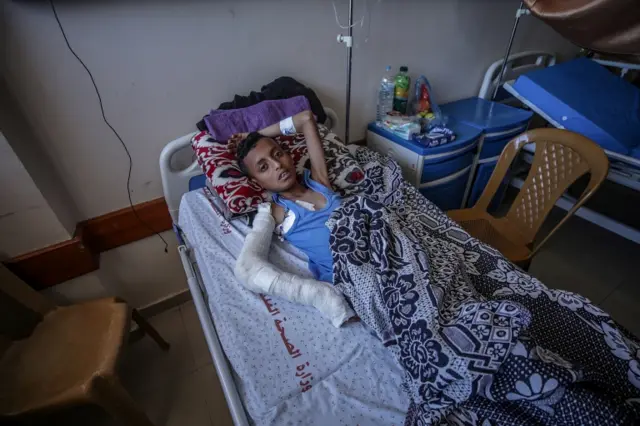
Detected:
left=178, top=188, right=409, bottom=426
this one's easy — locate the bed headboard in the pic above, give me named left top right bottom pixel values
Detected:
left=159, top=107, right=339, bottom=224
left=478, top=51, right=556, bottom=100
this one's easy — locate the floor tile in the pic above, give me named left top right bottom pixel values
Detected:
left=181, top=300, right=214, bottom=370
left=600, top=280, right=640, bottom=339
left=120, top=305, right=231, bottom=426
left=120, top=306, right=196, bottom=400
left=529, top=210, right=639, bottom=304
left=95, top=365, right=215, bottom=426
left=178, top=302, right=233, bottom=425
left=529, top=248, right=620, bottom=305
left=162, top=366, right=217, bottom=426
left=537, top=211, right=639, bottom=284
left=199, top=364, right=235, bottom=426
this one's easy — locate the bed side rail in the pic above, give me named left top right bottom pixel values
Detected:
left=159, top=132, right=200, bottom=224
left=178, top=245, right=251, bottom=426
left=479, top=51, right=556, bottom=100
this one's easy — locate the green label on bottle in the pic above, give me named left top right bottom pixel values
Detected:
left=393, top=74, right=410, bottom=113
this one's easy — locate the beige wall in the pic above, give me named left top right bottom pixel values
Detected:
left=3, top=0, right=577, bottom=218
left=0, top=131, right=70, bottom=258
left=0, top=77, right=185, bottom=306
left=1, top=0, right=577, bottom=306
left=0, top=80, right=81, bottom=235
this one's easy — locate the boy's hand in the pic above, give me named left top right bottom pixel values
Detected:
left=232, top=132, right=249, bottom=140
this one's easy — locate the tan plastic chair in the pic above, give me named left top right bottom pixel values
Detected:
left=448, top=128, right=609, bottom=268
left=0, top=264, right=169, bottom=425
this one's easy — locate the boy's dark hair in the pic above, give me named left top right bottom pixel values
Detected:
left=236, top=132, right=264, bottom=175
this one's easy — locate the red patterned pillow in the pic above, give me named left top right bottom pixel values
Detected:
left=191, top=124, right=364, bottom=215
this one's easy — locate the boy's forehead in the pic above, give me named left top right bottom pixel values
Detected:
left=246, top=138, right=277, bottom=163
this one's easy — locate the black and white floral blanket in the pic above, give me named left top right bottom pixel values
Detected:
left=330, top=148, right=640, bottom=425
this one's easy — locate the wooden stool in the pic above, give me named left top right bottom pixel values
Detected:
left=0, top=265, right=169, bottom=425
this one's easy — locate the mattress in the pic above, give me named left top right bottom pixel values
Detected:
left=178, top=188, right=409, bottom=426
left=511, top=58, right=640, bottom=155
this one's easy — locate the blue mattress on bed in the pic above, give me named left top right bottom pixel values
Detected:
left=512, top=58, right=640, bottom=157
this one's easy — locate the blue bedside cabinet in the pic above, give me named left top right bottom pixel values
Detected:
left=441, top=97, right=533, bottom=209
left=366, top=121, right=482, bottom=211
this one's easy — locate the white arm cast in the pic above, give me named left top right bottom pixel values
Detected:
left=234, top=203, right=355, bottom=328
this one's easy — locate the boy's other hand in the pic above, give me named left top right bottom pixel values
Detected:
left=232, top=132, right=249, bottom=140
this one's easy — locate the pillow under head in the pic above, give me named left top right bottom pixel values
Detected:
left=191, top=124, right=364, bottom=215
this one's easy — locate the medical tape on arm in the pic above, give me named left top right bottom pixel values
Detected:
left=279, top=116, right=297, bottom=135
left=234, top=203, right=354, bottom=327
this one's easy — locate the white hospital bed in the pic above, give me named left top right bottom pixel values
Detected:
left=159, top=109, right=409, bottom=425
left=160, top=130, right=250, bottom=426
left=479, top=51, right=640, bottom=244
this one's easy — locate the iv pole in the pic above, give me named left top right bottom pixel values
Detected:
left=337, top=0, right=354, bottom=144
left=491, top=1, right=529, bottom=100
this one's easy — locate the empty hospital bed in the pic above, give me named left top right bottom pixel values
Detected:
left=480, top=51, right=640, bottom=244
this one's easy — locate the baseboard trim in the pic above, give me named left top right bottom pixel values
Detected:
left=4, top=236, right=100, bottom=291
left=81, top=198, right=173, bottom=253
left=3, top=198, right=173, bottom=290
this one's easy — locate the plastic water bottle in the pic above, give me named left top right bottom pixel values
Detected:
left=376, top=66, right=395, bottom=121
left=393, top=66, right=411, bottom=114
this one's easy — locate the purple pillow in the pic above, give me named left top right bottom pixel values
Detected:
left=204, top=95, right=311, bottom=141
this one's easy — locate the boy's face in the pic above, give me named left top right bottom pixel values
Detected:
left=242, top=137, right=296, bottom=192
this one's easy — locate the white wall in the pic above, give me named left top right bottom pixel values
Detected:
left=2, top=0, right=577, bottom=219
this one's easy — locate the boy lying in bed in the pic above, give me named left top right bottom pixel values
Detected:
left=233, top=110, right=356, bottom=327
left=231, top=111, right=640, bottom=425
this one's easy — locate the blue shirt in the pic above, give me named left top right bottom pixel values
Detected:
left=272, top=170, right=341, bottom=283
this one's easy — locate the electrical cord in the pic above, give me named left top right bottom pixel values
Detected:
left=49, top=0, right=168, bottom=253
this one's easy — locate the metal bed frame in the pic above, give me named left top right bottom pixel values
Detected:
left=158, top=108, right=338, bottom=426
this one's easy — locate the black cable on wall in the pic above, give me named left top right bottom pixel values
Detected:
left=49, top=0, right=169, bottom=253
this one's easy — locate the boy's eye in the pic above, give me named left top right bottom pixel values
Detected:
left=274, top=151, right=282, bottom=158
left=259, top=163, right=268, bottom=172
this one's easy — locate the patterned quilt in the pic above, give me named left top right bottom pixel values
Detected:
left=330, top=147, right=640, bottom=425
